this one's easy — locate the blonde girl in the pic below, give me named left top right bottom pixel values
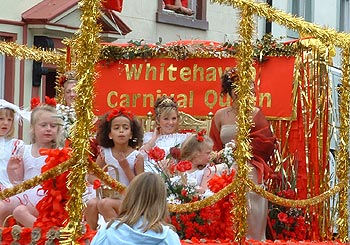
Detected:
left=0, top=99, right=29, bottom=190
left=140, top=96, right=191, bottom=172
left=0, top=104, right=61, bottom=227
left=91, top=172, right=181, bottom=245
left=180, top=132, right=214, bottom=193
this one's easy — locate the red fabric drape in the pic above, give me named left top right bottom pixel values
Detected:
left=102, top=0, right=123, bottom=12
left=209, top=110, right=276, bottom=184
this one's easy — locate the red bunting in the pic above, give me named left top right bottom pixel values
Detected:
left=101, top=0, right=123, bottom=12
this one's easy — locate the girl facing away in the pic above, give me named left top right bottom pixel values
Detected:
left=0, top=99, right=30, bottom=190
left=85, top=107, right=144, bottom=230
left=140, top=96, right=191, bottom=172
left=179, top=132, right=215, bottom=194
left=91, top=172, right=181, bottom=245
left=0, top=103, right=62, bottom=227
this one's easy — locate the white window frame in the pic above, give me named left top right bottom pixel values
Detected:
left=339, top=0, right=350, bottom=32
left=0, top=54, right=4, bottom=98
left=287, top=0, right=313, bottom=38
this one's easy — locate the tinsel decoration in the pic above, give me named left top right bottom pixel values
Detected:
left=246, top=179, right=347, bottom=208
left=0, top=40, right=64, bottom=65
left=336, top=47, right=350, bottom=242
left=60, top=0, right=102, bottom=243
left=210, top=0, right=350, bottom=48
left=88, top=161, right=126, bottom=193
left=231, top=2, right=255, bottom=241
left=169, top=176, right=238, bottom=213
left=0, top=159, right=72, bottom=201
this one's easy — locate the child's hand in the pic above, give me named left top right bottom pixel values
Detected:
left=7, top=156, right=24, bottom=184
left=7, top=156, right=23, bottom=171
left=115, top=153, right=129, bottom=169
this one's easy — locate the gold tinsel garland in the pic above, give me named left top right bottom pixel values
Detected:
left=0, top=41, right=63, bottom=65
left=336, top=46, right=350, bottom=242
left=88, top=161, right=126, bottom=193
left=0, top=159, right=72, bottom=201
left=231, top=2, right=256, bottom=241
left=246, top=179, right=347, bottom=208
left=210, top=0, right=350, bottom=48
left=59, top=0, right=102, bottom=243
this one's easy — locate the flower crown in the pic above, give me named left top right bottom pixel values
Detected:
left=31, top=96, right=57, bottom=110
left=106, top=107, right=134, bottom=122
left=226, top=67, right=239, bottom=86
left=59, top=70, right=77, bottom=87
left=196, top=129, right=206, bottom=142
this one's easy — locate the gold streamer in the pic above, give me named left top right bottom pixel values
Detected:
left=0, top=159, right=72, bottom=201
left=246, top=179, right=347, bottom=208
left=210, top=0, right=350, bottom=48
left=232, top=2, right=255, bottom=241
left=0, top=40, right=64, bottom=64
left=60, top=0, right=102, bottom=243
left=336, top=46, right=350, bottom=242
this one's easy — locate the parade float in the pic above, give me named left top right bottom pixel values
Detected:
left=0, top=0, right=349, bottom=244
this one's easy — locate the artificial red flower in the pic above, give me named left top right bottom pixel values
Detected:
left=176, top=160, right=192, bottom=172
left=278, top=212, right=288, bottom=223
left=31, top=97, right=41, bottom=110
left=45, top=96, right=57, bottom=106
left=169, top=146, right=181, bottom=160
left=59, top=75, right=67, bottom=86
left=107, top=107, right=133, bottom=122
left=148, top=146, right=166, bottom=162
left=196, top=129, right=206, bottom=142
left=93, top=179, right=101, bottom=190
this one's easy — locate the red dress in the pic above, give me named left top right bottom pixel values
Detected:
left=209, top=110, right=276, bottom=183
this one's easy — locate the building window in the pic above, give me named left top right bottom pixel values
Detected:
left=156, top=0, right=208, bottom=30
left=339, top=0, right=350, bottom=32
left=0, top=34, right=16, bottom=100
left=287, top=0, right=313, bottom=38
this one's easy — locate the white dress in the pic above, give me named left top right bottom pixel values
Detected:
left=220, top=125, right=267, bottom=241
left=14, top=145, right=46, bottom=207
left=102, top=147, right=140, bottom=186
left=186, top=169, right=205, bottom=186
left=143, top=132, right=190, bottom=173
left=0, top=137, right=24, bottom=189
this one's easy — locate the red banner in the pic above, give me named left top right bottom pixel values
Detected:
left=94, top=56, right=295, bottom=120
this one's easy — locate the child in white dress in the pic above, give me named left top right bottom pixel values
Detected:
left=0, top=103, right=61, bottom=227
left=0, top=99, right=29, bottom=190
left=179, top=132, right=215, bottom=193
left=85, top=107, right=144, bottom=230
left=140, top=96, right=191, bottom=172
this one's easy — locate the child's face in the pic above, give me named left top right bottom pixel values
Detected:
left=194, top=144, right=213, bottom=167
left=158, top=110, right=178, bottom=135
left=108, top=116, right=132, bottom=145
left=0, top=110, right=14, bottom=137
left=33, top=111, right=59, bottom=144
left=64, top=81, right=77, bottom=107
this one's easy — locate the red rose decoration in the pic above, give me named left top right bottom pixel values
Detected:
left=277, top=212, right=288, bottom=223
left=93, top=179, right=101, bottom=190
left=196, top=129, right=206, bottom=142
left=169, top=147, right=181, bottom=160
left=176, top=160, right=192, bottom=172
left=31, top=97, right=41, bottom=110
left=45, top=96, right=57, bottom=106
left=148, top=146, right=166, bottom=162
